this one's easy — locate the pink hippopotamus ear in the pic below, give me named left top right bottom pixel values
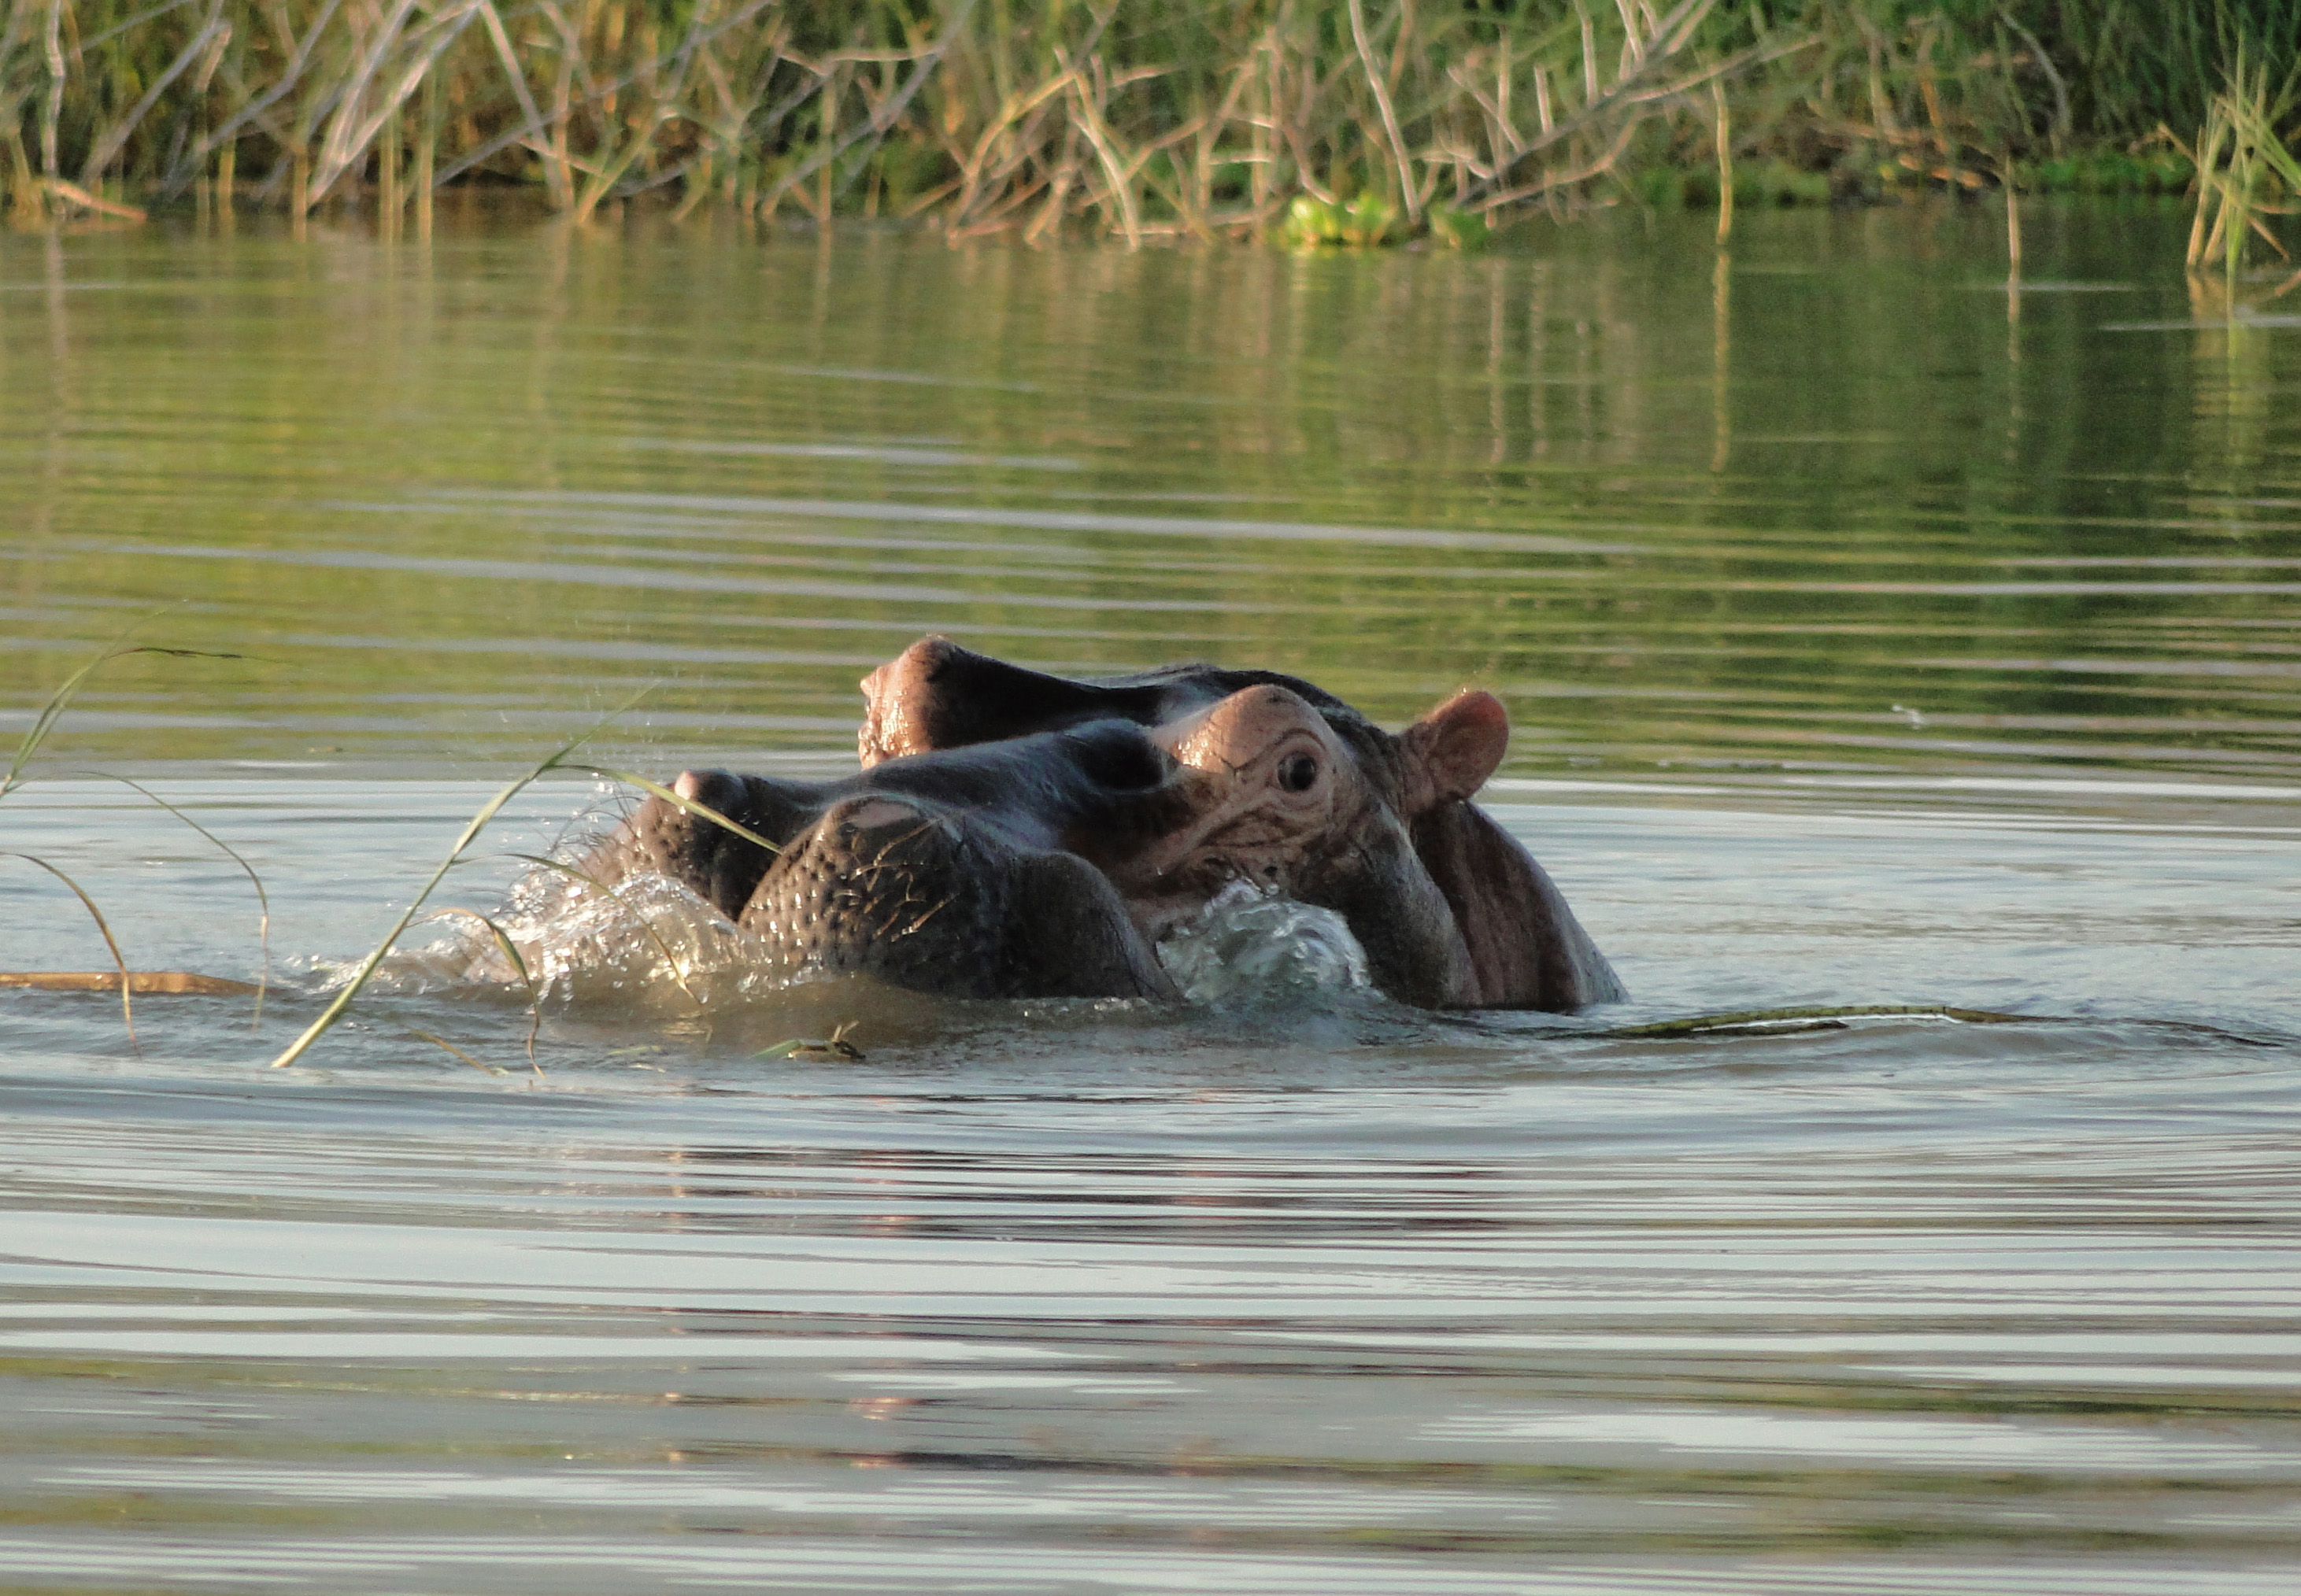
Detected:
left=1397, top=689, right=1624, bottom=1010
left=1399, top=689, right=1511, bottom=813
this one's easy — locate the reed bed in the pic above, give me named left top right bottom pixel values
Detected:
left=2, top=2, right=2293, bottom=242
left=2173, top=43, right=2301, bottom=287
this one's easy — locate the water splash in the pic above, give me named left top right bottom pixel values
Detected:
left=380, top=859, right=768, bottom=1012
left=1155, top=881, right=1371, bottom=1007
left=388, top=861, right=1371, bottom=1016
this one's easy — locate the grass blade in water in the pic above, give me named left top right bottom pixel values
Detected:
left=86, top=773, right=272, bottom=1026
left=0, top=852, right=140, bottom=1047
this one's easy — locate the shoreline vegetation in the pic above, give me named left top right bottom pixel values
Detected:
left=1, top=2, right=2295, bottom=254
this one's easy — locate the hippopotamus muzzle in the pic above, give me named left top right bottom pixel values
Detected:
left=583, top=638, right=1624, bottom=1010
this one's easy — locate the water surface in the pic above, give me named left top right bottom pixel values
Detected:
left=6, top=199, right=2298, bottom=783
left=2, top=202, right=2296, bottom=1593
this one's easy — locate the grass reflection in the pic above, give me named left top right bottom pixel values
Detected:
left=0, top=203, right=2295, bottom=791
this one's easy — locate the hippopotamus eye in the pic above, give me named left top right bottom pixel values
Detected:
left=1278, top=752, right=1319, bottom=793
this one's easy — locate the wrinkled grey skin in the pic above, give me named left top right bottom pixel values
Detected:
left=583, top=638, right=1624, bottom=1010
left=591, top=724, right=1189, bottom=1000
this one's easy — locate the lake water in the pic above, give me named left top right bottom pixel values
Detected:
left=2, top=201, right=2297, bottom=1594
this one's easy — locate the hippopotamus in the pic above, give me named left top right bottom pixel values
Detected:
left=586, top=638, right=1622, bottom=1011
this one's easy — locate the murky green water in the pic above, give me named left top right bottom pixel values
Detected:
left=7, top=200, right=2299, bottom=786
left=2, top=203, right=2297, bottom=1594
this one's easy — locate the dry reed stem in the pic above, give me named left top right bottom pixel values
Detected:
left=1711, top=72, right=1730, bottom=242
left=8, top=6, right=2277, bottom=245
left=5, top=0, right=1776, bottom=235
left=1345, top=0, right=1415, bottom=220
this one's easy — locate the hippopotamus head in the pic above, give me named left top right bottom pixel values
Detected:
left=583, top=639, right=1620, bottom=1011
left=851, top=638, right=1622, bottom=1010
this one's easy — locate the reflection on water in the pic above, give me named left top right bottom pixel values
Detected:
left=2, top=201, right=2297, bottom=789
left=2, top=203, right=2299, bottom=1592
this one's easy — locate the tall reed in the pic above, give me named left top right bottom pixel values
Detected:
left=2177, top=43, right=2301, bottom=288
left=2, top=4, right=2293, bottom=238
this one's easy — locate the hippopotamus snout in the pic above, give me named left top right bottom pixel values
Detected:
left=735, top=791, right=1176, bottom=999
left=585, top=722, right=1196, bottom=999
left=736, top=793, right=1000, bottom=994
left=849, top=640, right=1624, bottom=1010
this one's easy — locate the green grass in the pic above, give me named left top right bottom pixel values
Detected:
left=2, top=3, right=2292, bottom=244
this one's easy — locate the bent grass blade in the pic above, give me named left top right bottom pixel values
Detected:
left=419, top=905, right=535, bottom=993
left=262, top=688, right=670, bottom=1070
left=265, top=769, right=546, bottom=1069
left=420, top=907, right=547, bottom=1076
left=263, top=687, right=651, bottom=1070
left=1, top=852, right=139, bottom=1048
left=86, top=774, right=272, bottom=1028
left=264, top=696, right=819, bottom=1067
left=405, top=1028, right=512, bottom=1077
left=4, top=637, right=250, bottom=804
left=265, top=781, right=587, bottom=1069
left=0, top=629, right=257, bottom=1047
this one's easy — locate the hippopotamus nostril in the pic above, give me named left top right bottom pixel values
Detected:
left=1278, top=752, right=1319, bottom=793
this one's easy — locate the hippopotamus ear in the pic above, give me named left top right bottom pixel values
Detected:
left=1400, top=691, right=1625, bottom=1011
left=1399, top=689, right=1511, bottom=811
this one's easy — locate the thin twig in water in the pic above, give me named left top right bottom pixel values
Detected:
left=1590, top=1003, right=2281, bottom=1047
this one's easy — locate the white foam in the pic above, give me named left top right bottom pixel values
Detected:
left=383, top=863, right=764, bottom=1010
left=1154, top=881, right=1370, bottom=1007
